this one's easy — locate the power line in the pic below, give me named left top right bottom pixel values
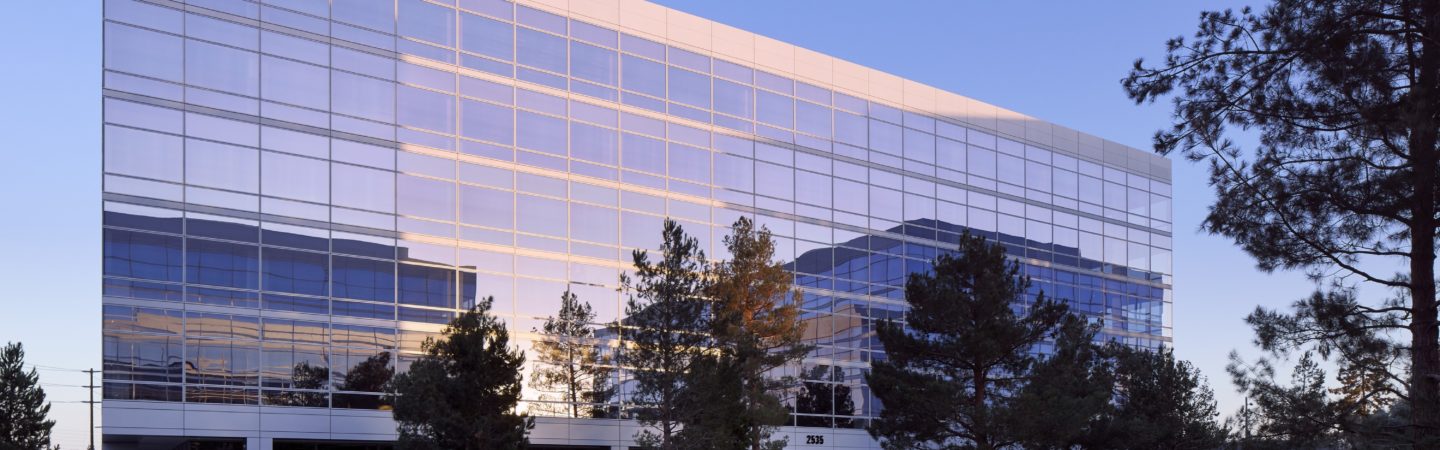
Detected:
left=25, top=363, right=89, bottom=372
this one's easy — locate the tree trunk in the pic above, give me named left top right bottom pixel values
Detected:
left=1409, top=0, right=1440, bottom=440
left=974, top=368, right=989, bottom=450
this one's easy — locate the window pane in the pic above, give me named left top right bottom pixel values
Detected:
left=333, top=0, right=394, bottom=31
left=333, top=163, right=396, bottom=213
left=332, top=71, right=396, bottom=123
left=104, top=229, right=183, bottom=282
left=621, top=133, right=664, bottom=174
left=1027, top=161, right=1052, bottom=192
left=571, top=41, right=617, bottom=86
left=713, top=154, right=753, bottom=192
left=104, top=332, right=183, bottom=383
left=187, top=239, right=259, bottom=289
left=570, top=19, right=616, bottom=48
left=261, top=56, right=328, bottom=110
left=105, top=23, right=182, bottom=81
left=399, top=0, right=455, bottom=46
left=262, top=152, right=329, bottom=203
left=516, top=28, right=565, bottom=74
left=461, top=12, right=512, bottom=60
left=397, top=174, right=456, bottom=221
left=756, top=90, right=793, bottom=129
left=399, top=264, right=455, bottom=308
left=570, top=122, right=617, bottom=165
left=668, top=143, right=709, bottom=183
left=903, top=129, right=935, bottom=164
left=460, top=99, right=513, bottom=144
left=796, top=101, right=831, bottom=137
left=516, top=111, right=566, bottom=155
left=516, top=195, right=566, bottom=237
left=869, top=120, right=900, bottom=155
left=262, top=247, right=329, bottom=296
left=187, top=40, right=259, bottom=96
left=713, top=79, right=752, bottom=119
left=188, top=139, right=259, bottom=193
left=796, top=171, right=831, bottom=207
left=570, top=204, right=617, bottom=244
left=834, top=111, right=867, bottom=147
left=333, top=256, right=395, bottom=301
left=105, top=125, right=183, bottom=182
left=968, top=146, right=997, bottom=179
left=398, top=86, right=456, bottom=133
left=668, top=67, right=710, bottom=108
left=459, top=185, right=513, bottom=229
left=621, top=55, right=664, bottom=98
left=755, top=162, right=793, bottom=200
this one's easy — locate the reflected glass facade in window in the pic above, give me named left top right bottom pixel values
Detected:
left=101, top=0, right=1172, bottom=448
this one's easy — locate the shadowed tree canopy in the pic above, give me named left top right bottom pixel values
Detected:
left=1008, top=316, right=1113, bottom=450
left=621, top=219, right=710, bottom=450
left=1095, top=345, right=1226, bottom=450
left=0, top=342, right=56, bottom=450
left=1123, top=0, right=1440, bottom=442
left=1228, top=351, right=1347, bottom=448
left=335, top=352, right=394, bottom=394
left=389, top=297, right=532, bottom=450
left=866, top=232, right=1069, bottom=450
left=795, top=365, right=857, bottom=429
left=684, top=216, right=812, bottom=450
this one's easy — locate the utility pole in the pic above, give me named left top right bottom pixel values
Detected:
left=83, top=368, right=99, bottom=450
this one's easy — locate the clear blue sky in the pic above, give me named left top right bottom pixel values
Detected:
left=0, top=1, right=1321, bottom=448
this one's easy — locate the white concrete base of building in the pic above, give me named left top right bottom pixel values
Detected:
left=103, top=401, right=879, bottom=449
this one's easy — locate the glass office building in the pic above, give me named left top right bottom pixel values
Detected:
left=100, top=0, right=1173, bottom=448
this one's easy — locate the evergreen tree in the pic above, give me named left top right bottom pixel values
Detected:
left=673, top=355, right=747, bottom=449
left=795, top=365, right=857, bottom=429
left=530, top=290, right=616, bottom=419
left=1094, top=345, right=1225, bottom=450
left=0, top=342, right=56, bottom=450
left=621, top=219, right=710, bottom=450
left=1227, top=352, right=1342, bottom=448
left=267, top=362, right=329, bottom=406
left=335, top=352, right=394, bottom=394
left=1009, top=316, right=1113, bottom=450
left=684, top=217, right=811, bottom=450
left=1123, top=0, right=1440, bottom=441
left=1330, top=354, right=1399, bottom=417
left=865, top=232, right=1069, bottom=449
left=389, top=297, right=532, bottom=450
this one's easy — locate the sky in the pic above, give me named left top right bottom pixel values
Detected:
left=0, top=1, right=1333, bottom=448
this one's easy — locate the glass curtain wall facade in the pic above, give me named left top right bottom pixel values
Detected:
left=100, top=0, right=1173, bottom=448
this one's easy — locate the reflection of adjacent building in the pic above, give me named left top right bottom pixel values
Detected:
left=103, top=210, right=1170, bottom=430
left=99, top=0, right=1171, bottom=447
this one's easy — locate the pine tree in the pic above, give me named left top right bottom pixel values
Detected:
left=530, top=289, right=616, bottom=419
left=1330, top=354, right=1398, bottom=417
left=683, top=217, right=811, bottom=450
left=389, top=297, right=533, bottom=450
left=335, top=352, right=394, bottom=393
left=673, top=355, right=747, bottom=449
left=1009, top=315, right=1113, bottom=450
left=0, top=342, right=57, bottom=450
left=865, top=232, right=1069, bottom=449
left=1123, top=1, right=1440, bottom=441
left=621, top=219, right=710, bottom=450
left=795, top=365, right=857, bottom=428
left=1096, top=345, right=1225, bottom=450
left=1228, top=352, right=1340, bottom=448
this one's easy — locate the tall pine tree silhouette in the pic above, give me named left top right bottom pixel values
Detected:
left=0, top=342, right=57, bottom=450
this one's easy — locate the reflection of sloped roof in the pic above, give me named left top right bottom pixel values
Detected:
left=785, top=218, right=1085, bottom=273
